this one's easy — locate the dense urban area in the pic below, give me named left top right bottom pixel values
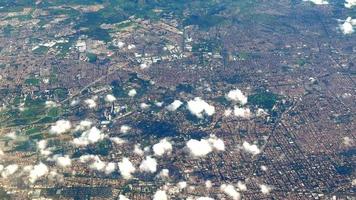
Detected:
left=0, top=0, right=355, bottom=199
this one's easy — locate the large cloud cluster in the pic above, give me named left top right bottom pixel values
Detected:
left=187, top=97, right=215, bottom=118
left=186, top=135, right=225, bottom=157
left=233, top=106, right=252, bottom=118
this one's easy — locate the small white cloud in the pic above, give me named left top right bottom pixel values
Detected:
left=303, top=0, right=328, bottom=5
left=220, top=184, right=241, bottom=200
left=84, top=98, right=97, bottom=108
left=205, top=180, right=212, bottom=188
left=178, top=181, right=187, bottom=189
left=140, top=102, right=150, bottom=109
left=128, top=89, right=137, bottom=97
left=75, top=120, right=92, bottom=131
left=153, top=139, right=173, bottom=156
left=37, top=140, right=52, bottom=156
left=88, top=156, right=106, bottom=172
left=242, top=141, right=261, bottom=155
left=118, top=157, right=136, bottom=179
left=186, top=135, right=225, bottom=157
left=72, top=127, right=106, bottom=147
left=134, top=144, right=144, bottom=156
left=233, top=106, right=251, bottom=118
left=29, top=162, right=49, bottom=183
left=237, top=181, right=247, bottom=192
left=153, top=190, right=168, bottom=200
left=105, top=94, right=116, bottom=102
left=260, top=184, right=273, bottom=194
left=158, top=169, right=169, bottom=179
left=261, top=165, right=268, bottom=171
left=139, top=156, right=157, bottom=173
left=345, top=0, right=356, bottom=8
left=342, top=136, right=353, bottom=147
left=196, top=197, right=214, bottom=200
left=54, top=155, right=72, bottom=168
left=340, top=17, right=355, bottom=35
left=119, top=195, right=130, bottom=200
left=225, top=89, right=248, bottom=105
left=208, top=136, right=225, bottom=151
left=45, top=101, right=57, bottom=108
left=120, top=125, right=131, bottom=134
left=105, top=162, right=116, bottom=174
left=50, top=120, right=71, bottom=134
left=110, top=137, right=126, bottom=145
left=1, top=164, right=19, bottom=178
left=187, top=97, right=215, bottom=118
left=166, top=100, right=183, bottom=111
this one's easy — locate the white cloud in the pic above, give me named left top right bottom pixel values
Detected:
left=54, top=155, right=72, bottom=168
left=260, top=184, right=273, bottom=194
left=178, top=181, right=187, bottom=189
left=75, top=120, right=92, bottom=131
left=134, top=144, right=144, bottom=156
left=139, top=156, right=157, bottom=173
left=342, top=136, right=353, bottom=147
left=84, top=98, right=97, bottom=108
left=237, top=181, right=247, bottom=192
left=220, top=184, right=241, bottom=200
left=187, top=97, right=215, bottom=118
left=186, top=139, right=212, bottom=157
left=225, top=89, right=248, bottom=105
left=45, top=101, right=57, bottom=108
left=261, top=165, right=268, bottom=171
left=118, top=157, right=136, bottom=179
left=128, top=89, right=137, bottom=97
left=205, top=180, right=212, bottom=188
left=105, top=162, right=116, bottom=174
left=153, top=139, right=173, bottom=156
left=242, top=141, right=261, bottom=155
left=159, top=169, right=169, bottom=179
left=1, top=164, right=19, bottom=178
left=119, top=195, right=130, bottom=200
left=29, top=162, right=49, bottom=183
left=120, top=125, right=131, bottom=134
left=196, top=197, right=214, bottom=200
left=105, top=94, right=116, bottom=102
left=140, top=102, right=150, bottom=109
left=72, top=127, right=106, bottom=146
left=37, top=140, right=52, bottom=156
left=50, top=120, right=72, bottom=134
left=110, top=137, right=126, bottom=145
left=208, top=136, right=225, bottom=151
left=340, top=17, right=355, bottom=35
left=303, top=0, right=328, bottom=5
left=166, top=100, right=183, bottom=111
left=186, top=135, right=225, bottom=157
left=233, top=106, right=251, bottom=118
left=153, top=190, right=168, bottom=200
left=345, top=0, right=356, bottom=8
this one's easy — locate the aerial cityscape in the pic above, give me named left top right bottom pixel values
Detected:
left=0, top=0, right=355, bottom=199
